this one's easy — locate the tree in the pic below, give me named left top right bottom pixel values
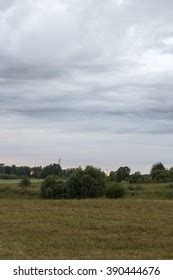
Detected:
left=84, top=166, right=106, bottom=195
left=40, top=176, right=65, bottom=199
left=150, top=163, right=167, bottom=181
left=39, top=163, right=61, bottom=178
left=116, top=166, right=131, bottom=182
left=0, top=163, right=5, bottom=174
left=65, top=166, right=106, bottom=199
left=109, top=171, right=116, bottom=181
left=17, top=166, right=31, bottom=177
left=129, top=172, right=142, bottom=183
left=64, top=168, right=84, bottom=199
left=60, top=168, right=78, bottom=179
left=11, top=165, right=17, bottom=175
left=151, top=162, right=165, bottom=175
left=81, top=175, right=100, bottom=198
left=31, top=166, right=42, bottom=178
left=151, top=170, right=169, bottom=183
left=169, top=167, right=173, bottom=182
left=4, top=166, right=12, bottom=174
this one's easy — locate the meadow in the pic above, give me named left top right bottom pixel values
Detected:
left=0, top=180, right=173, bottom=259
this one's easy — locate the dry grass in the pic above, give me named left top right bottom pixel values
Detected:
left=0, top=199, right=172, bottom=260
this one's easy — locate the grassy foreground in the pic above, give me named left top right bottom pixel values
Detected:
left=0, top=198, right=173, bottom=259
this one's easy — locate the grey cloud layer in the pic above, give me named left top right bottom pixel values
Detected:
left=0, top=0, right=173, bottom=169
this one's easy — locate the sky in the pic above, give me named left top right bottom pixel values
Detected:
left=0, top=0, right=173, bottom=173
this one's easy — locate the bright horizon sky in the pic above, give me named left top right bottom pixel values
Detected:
left=0, top=0, right=173, bottom=173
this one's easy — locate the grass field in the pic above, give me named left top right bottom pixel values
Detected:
left=0, top=182, right=173, bottom=260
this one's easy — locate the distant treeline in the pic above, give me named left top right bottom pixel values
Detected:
left=110, top=163, right=173, bottom=183
left=0, top=163, right=73, bottom=179
left=0, top=162, right=173, bottom=183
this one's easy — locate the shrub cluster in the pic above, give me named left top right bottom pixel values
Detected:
left=19, top=176, right=31, bottom=189
left=40, top=166, right=106, bottom=199
left=64, top=166, right=106, bottom=199
left=40, top=176, right=65, bottom=199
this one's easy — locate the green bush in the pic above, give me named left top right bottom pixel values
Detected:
left=64, top=166, right=106, bottom=199
left=44, top=187, right=54, bottom=199
left=105, top=183, right=126, bottom=198
left=40, top=176, right=65, bottom=199
left=151, top=170, right=169, bottom=183
left=19, top=176, right=31, bottom=189
left=129, top=172, right=142, bottom=183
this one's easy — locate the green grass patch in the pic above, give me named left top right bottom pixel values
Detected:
left=0, top=179, right=43, bottom=184
left=0, top=183, right=39, bottom=199
left=0, top=199, right=172, bottom=259
left=124, top=182, right=173, bottom=200
left=0, top=182, right=172, bottom=259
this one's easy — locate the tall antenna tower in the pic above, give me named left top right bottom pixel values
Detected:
left=58, top=158, right=61, bottom=166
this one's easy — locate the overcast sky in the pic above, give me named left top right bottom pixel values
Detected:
left=0, top=0, right=173, bottom=172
